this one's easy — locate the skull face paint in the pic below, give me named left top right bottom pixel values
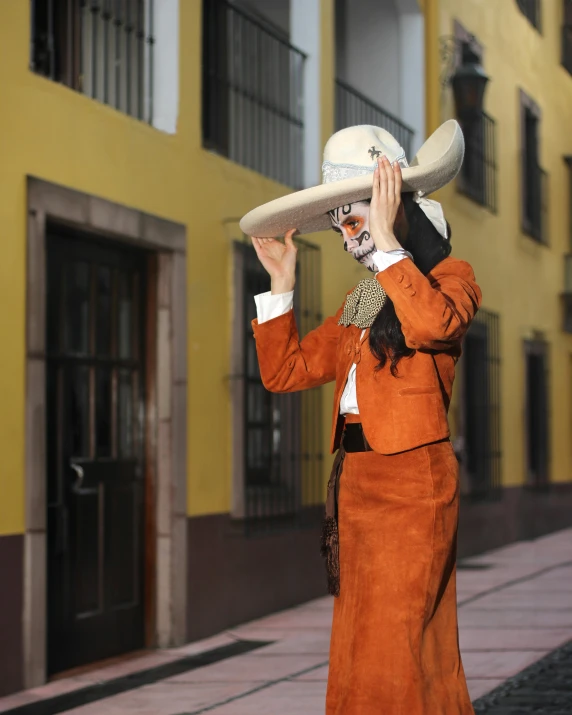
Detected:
left=329, top=202, right=376, bottom=272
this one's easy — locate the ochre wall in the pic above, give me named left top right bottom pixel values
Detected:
left=0, top=0, right=359, bottom=533
left=437, top=0, right=572, bottom=486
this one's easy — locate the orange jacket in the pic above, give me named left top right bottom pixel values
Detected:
left=252, top=256, right=482, bottom=454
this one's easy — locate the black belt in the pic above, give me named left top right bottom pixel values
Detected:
left=342, top=423, right=373, bottom=453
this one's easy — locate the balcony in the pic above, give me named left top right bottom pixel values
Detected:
left=457, top=111, right=497, bottom=213
left=563, top=254, right=572, bottom=333
left=335, top=80, right=414, bottom=160
left=202, top=0, right=306, bottom=188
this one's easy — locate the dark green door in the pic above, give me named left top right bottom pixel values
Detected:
left=46, top=229, right=147, bottom=675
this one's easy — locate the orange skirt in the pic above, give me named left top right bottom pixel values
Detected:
left=326, top=434, right=474, bottom=715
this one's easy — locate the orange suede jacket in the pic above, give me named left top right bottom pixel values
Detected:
left=252, top=256, right=482, bottom=455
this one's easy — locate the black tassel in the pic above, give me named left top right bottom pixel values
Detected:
left=320, top=516, right=340, bottom=597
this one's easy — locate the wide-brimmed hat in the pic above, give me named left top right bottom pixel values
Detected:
left=239, top=120, right=464, bottom=238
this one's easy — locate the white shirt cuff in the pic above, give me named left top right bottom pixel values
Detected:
left=254, top=291, right=294, bottom=324
left=373, top=250, right=407, bottom=273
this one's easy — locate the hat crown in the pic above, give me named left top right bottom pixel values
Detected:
left=323, top=125, right=406, bottom=171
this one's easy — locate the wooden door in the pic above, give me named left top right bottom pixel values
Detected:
left=46, top=229, right=147, bottom=675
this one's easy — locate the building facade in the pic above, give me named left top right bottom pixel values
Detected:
left=0, top=0, right=570, bottom=699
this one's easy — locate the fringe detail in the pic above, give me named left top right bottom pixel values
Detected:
left=321, top=516, right=340, bottom=597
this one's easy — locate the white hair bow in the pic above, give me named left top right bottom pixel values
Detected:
left=412, top=192, right=449, bottom=240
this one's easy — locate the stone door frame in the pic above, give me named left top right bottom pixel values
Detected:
left=25, top=177, right=188, bottom=687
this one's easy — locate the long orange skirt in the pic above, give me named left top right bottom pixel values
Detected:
left=326, top=432, right=474, bottom=714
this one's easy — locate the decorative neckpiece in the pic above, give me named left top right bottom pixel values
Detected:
left=338, top=278, right=388, bottom=329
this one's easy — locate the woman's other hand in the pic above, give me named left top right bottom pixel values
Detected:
left=251, top=229, right=298, bottom=294
left=370, top=156, right=403, bottom=252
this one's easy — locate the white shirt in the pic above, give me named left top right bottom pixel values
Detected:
left=254, top=250, right=406, bottom=415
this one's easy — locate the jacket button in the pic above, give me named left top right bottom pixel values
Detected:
left=410, top=289, right=416, bottom=296
left=287, top=359, right=295, bottom=368
left=397, top=275, right=404, bottom=283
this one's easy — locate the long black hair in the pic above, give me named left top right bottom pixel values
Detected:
left=369, top=192, right=452, bottom=375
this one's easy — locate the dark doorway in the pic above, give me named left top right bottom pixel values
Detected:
left=524, top=339, right=550, bottom=486
left=46, top=229, right=148, bottom=675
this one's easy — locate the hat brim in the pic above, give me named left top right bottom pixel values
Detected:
left=239, top=120, right=464, bottom=238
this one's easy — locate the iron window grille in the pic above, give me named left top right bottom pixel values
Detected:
left=524, top=338, right=550, bottom=488
left=460, top=309, right=501, bottom=498
left=30, top=0, right=155, bottom=122
left=202, top=0, right=306, bottom=188
left=457, top=111, right=497, bottom=213
left=516, top=0, right=542, bottom=31
left=237, top=238, right=323, bottom=534
left=563, top=0, right=572, bottom=74
left=520, top=93, right=548, bottom=243
left=335, top=79, right=414, bottom=160
left=563, top=254, right=572, bottom=333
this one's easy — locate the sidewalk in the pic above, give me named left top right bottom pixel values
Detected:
left=1, top=528, right=571, bottom=715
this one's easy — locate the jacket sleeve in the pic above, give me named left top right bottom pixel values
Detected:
left=251, top=300, right=345, bottom=393
left=376, top=257, right=482, bottom=350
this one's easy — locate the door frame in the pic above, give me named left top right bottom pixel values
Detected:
left=25, top=177, right=188, bottom=688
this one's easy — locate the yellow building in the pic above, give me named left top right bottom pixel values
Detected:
left=433, top=0, right=572, bottom=553
left=0, top=0, right=570, bottom=698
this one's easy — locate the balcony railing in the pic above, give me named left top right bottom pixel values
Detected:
left=516, top=0, right=541, bottom=31
left=30, top=0, right=154, bottom=122
left=458, top=112, right=497, bottom=213
left=202, top=1, right=306, bottom=188
left=563, top=254, right=572, bottom=333
left=335, top=79, right=414, bottom=160
left=563, top=24, right=572, bottom=75
left=523, top=163, right=548, bottom=243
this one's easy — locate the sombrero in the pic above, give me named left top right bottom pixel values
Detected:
left=239, top=120, right=464, bottom=238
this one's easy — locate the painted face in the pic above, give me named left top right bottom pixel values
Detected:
left=329, top=202, right=376, bottom=272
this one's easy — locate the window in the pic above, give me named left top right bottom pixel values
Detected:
left=563, top=159, right=572, bottom=333
left=520, top=90, right=548, bottom=243
left=453, top=26, right=497, bottom=212
left=524, top=338, right=550, bottom=487
left=516, top=0, right=541, bottom=31
left=563, top=0, right=572, bottom=75
left=231, top=239, right=323, bottom=532
left=335, top=80, right=414, bottom=161
left=30, top=0, right=155, bottom=122
left=202, top=0, right=306, bottom=187
left=460, top=309, right=501, bottom=497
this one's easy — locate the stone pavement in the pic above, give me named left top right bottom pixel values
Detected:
left=1, top=528, right=571, bottom=715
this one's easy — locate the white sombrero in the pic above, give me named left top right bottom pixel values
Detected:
left=239, top=120, right=464, bottom=238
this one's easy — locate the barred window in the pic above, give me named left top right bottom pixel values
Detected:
left=231, top=239, right=323, bottom=533
left=335, top=80, right=414, bottom=161
left=516, top=0, right=542, bottom=31
left=563, top=0, right=572, bottom=75
left=202, top=0, right=306, bottom=188
left=520, top=91, right=548, bottom=243
left=30, top=0, right=154, bottom=122
left=460, top=309, right=501, bottom=498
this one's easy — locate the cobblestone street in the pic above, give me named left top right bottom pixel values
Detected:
left=1, top=528, right=571, bottom=715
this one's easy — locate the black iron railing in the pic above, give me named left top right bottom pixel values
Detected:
left=563, top=22, right=572, bottom=75
left=30, top=0, right=154, bottom=122
left=335, top=79, right=414, bottom=159
left=523, top=163, right=548, bottom=243
left=202, top=1, right=306, bottom=188
left=239, top=238, right=322, bottom=533
left=458, top=112, right=497, bottom=213
left=461, top=309, right=502, bottom=498
left=562, top=254, right=572, bottom=333
left=516, top=0, right=541, bottom=30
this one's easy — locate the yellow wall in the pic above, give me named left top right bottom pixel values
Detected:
left=437, top=0, right=572, bottom=485
left=0, top=0, right=362, bottom=533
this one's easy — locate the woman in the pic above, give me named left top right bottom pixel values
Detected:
left=240, top=121, right=481, bottom=714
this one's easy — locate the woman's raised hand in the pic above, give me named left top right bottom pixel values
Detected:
left=370, top=156, right=403, bottom=252
left=251, top=229, right=298, bottom=294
